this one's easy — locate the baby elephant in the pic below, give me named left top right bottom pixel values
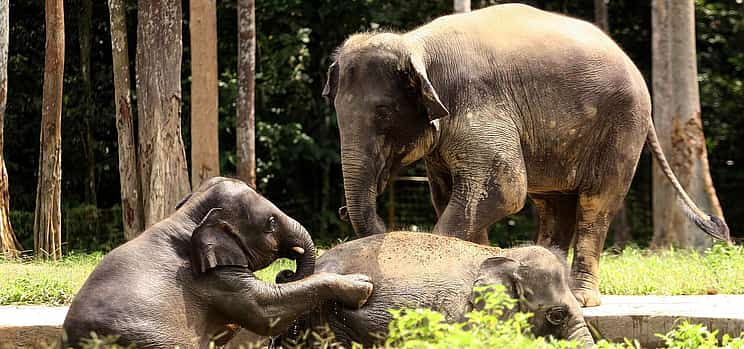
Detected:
left=281, top=231, right=594, bottom=347
left=62, top=177, right=373, bottom=349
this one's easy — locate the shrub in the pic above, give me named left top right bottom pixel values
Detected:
left=383, top=285, right=743, bottom=349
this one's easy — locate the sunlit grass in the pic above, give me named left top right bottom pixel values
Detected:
left=0, top=252, right=103, bottom=306
left=1, top=244, right=742, bottom=306
left=0, top=252, right=296, bottom=306
left=599, top=243, right=744, bottom=295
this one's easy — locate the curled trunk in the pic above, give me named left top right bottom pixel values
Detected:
left=276, top=215, right=316, bottom=283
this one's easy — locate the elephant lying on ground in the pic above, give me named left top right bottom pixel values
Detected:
left=279, top=232, right=594, bottom=347
left=327, top=3, right=729, bottom=307
left=62, top=177, right=373, bottom=349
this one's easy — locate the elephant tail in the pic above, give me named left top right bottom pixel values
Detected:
left=645, top=125, right=730, bottom=242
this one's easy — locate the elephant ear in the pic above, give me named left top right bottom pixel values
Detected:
left=469, top=256, right=524, bottom=310
left=409, top=53, right=449, bottom=121
left=322, top=61, right=339, bottom=104
left=190, top=208, right=249, bottom=273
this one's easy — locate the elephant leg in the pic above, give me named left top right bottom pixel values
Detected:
left=532, top=194, right=577, bottom=253
left=425, top=158, right=452, bottom=218
left=431, top=158, right=527, bottom=245
left=571, top=193, right=620, bottom=307
left=424, top=159, right=496, bottom=244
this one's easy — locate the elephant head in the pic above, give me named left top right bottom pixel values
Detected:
left=472, top=247, right=594, bottom=346
left=180, top=177, right=315, bottom=282
left=324, top=33, right=449, bottom=236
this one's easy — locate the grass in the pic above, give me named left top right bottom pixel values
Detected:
left=0, top=253, right=293, bottom=306
left=1, top=243, right=742, bottom=306
left=599, top=243, right=744, bottom=295
left=0, top=252, right=104, bottom=306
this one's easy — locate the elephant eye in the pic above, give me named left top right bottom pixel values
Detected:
left=266, top=216, right=278, bottom=233
left=545, top=307, right=567, bottom=325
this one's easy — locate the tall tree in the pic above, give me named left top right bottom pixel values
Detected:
left=136, top=0, right=190, bottom=228
left=35, top=0, right=64, bottom=260
left=108, top=0, right=144, bottom=240
left=237, top=0, right=256, bottom=188
left=0, top=0, right=21, bottom=258
left=454, top=0, right=471, bottom=13
left=190, top=0, right=220, bottom=188
left=651, top=0, right=725, bottom=248
left=79, top=0, right=96, bottom=206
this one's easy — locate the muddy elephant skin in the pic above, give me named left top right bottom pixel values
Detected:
left=280, top=232, right=594, bottom=348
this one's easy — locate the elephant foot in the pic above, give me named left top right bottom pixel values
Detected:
left=572, top=287, right=601, bottom=307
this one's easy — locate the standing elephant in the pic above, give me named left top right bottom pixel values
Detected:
left=62, top=177, right=373, bottom=349
left=325, top=4, right=729, bottom=306
left=280, top=232, right=594, bottom=347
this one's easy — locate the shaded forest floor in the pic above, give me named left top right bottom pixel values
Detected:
left=0, top=244, right=742, bottom=306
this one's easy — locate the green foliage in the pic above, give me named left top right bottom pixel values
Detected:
left=383, top=285, right=744, bottom=349
left=385, top=284, right=592, bottom=349
left=656, top=321, right=744, bottom=349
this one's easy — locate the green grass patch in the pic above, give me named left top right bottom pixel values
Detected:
left=0, top=253, right=295, bottom=306
left=599, top=244, right=744, bottom=295
left=1, top=243, right=742, bottom=306
left=0, top=253, right=103, bottom=306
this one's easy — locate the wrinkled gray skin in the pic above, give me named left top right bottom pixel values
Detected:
left=280, top=232, right=594, bottom=347
left=62, top=177, right=373, bottom=349
left=326, top=4, right=729, bottom=307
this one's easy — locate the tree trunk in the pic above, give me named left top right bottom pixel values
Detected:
left=0, top=0, right=21, bottom=258
left=190, top=0, right=219, bottom=188
left=34, top=0, right=64, bottom=260
left=651, top=0, right=725, bottom=249
left=136, top=0, right=190, bottom=228
left=454, top=0, right=471, bottom=13
left=236, top=0, right=256, bottom=188
left=108, top=0, right=144, bottom=240
left=79, top=0, right=96, bottom=206
left=594, top=0, right=609, bottom=33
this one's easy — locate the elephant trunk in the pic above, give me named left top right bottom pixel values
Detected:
left=276, top=215, right=316, bottom=283
left=341, top=150, right=386, bottom=236
left=565, top=316, right=595, bottom=347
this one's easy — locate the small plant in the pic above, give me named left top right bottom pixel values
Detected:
left=656, top=321, right=744, bottom=349
left=382, top=285, right=744, bottom=349
left=384, top=284, right=584, bottom=349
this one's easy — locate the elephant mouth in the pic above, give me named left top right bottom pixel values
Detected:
left=376, top=150, right=400, bottom=195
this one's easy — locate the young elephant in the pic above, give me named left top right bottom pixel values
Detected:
left=62, top=177, right=373, bottom=349
left=280, top=232, right=594, bottom=347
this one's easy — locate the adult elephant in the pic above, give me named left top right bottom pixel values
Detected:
left=62, top=177, right=373, bottom=349
left=325, top=4, right=729, bottom=306
left=280, top=232, right=594, bottom=347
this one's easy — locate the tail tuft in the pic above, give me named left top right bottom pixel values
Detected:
left=677, top=197, right=730, bottom=242
left=695, top=214, right=730, bottom=242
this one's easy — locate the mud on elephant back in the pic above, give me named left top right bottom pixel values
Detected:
left=326, top=3, right=730, bottom=307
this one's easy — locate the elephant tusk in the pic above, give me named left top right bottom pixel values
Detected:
left=292, top=246, right=305, bottom=255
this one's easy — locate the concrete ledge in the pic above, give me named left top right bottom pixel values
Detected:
left=583, top=295, right=744, bottom=348
left=0, top=306, right=265, bottom=349
left=2, top=296, right=743, bottom=348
